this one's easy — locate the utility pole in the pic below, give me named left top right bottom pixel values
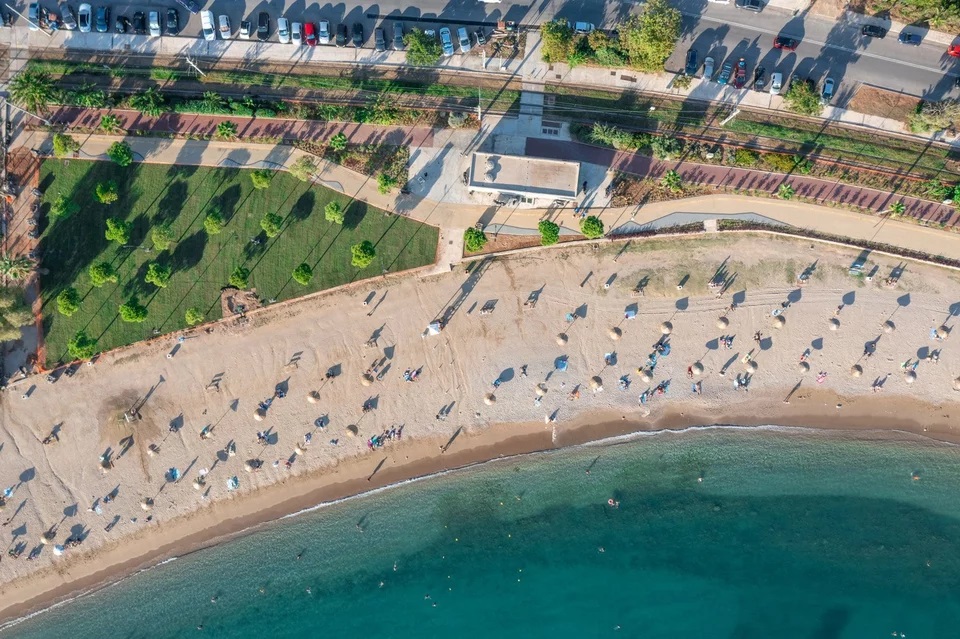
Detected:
left=184, top=56, right=206, bottom=77
left=0, top=97, right=51, bottom=126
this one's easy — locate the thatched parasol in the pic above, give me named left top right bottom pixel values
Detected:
left=140, top=498, right=154, bottom=511
left=850, top=364, right=863, bottom=378
left=829, top=318, right=840, bottom=331
left=660, top=321, right=673, bottom=335
left=692, top=362, right=704, bottom=376
left=345, top=424, right=359, bottom=437
left=100, top=459, right=112, bottom=473
left=904, top=370, right=917, bottom=384
left=535, top=384, right=548, bottom=397
left=294, top=444, right=305, bottom=456
left=798, top=361, right=810, bottom=373
left=746, top=360, right=758, bottom=372
left=556, top=333, right=568, bottom=346
left=936, top=325, right=950, bottom=339
left=192, top=479, right=204, bottom=490
left=883, top=320, right=896, bottom=334
left=953, top=377, right=960, bottom=391
left=146, top=446, right=156, bottom=457
left=608, top=327, right=622, bottom=341
left=307, top=391, right=321, bottom=403
left=39, top=530, right=55, bottom=545
left=772, top=315, right=785, bottom=329
left=360, top=374, right=374, bottom=387
left=640, top=369, right=652, bottom=383
left=590, top=376, right=603, bottom=390
left=716, top=317, right=729, bottom=329
left=254, top=408, right=266, bottom=421
left=0, top=497, right=6, bottom=512
left=484, top=393, right=496, bottom=405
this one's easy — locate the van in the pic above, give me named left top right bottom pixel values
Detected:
left=200, top=10, right=215, bottom=41
left=457, top=26, right=470, bottom=53
left=393, top=22, right=404, bottom=50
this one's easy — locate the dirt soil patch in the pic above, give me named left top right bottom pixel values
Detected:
left=220, top=288, right=262, bottom=317
left=847, top=85, right=920, bottom=123
left=610, top=177, right=713, bottom=208
left=467, top=232, right=582, bottom=256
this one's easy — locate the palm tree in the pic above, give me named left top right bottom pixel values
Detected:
left=99, top=113, right=123, bottom=134
left=660, top=170, right=683, bottom=193
left=0, top=255, right=34, bottom=282
left=8, top=70, right=57, bottom=115
left=777, top=183, right=795, bottom=200
left=889, top=201, right=906, bottom=217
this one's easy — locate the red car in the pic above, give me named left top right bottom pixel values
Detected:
left=303, top=21, right=317, bottom=46
left=773, top=35, right=799, bottom=50
left=949, top=43, right=960, bottom=57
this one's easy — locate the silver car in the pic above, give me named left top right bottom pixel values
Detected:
left=703, top=56, right=715, bottom=81
left=770, top=72, right=783, bottom=95
left=148, top=10, right=161, bottom=36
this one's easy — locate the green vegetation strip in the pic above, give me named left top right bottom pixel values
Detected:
left=38, top=161, right=438, bottom=364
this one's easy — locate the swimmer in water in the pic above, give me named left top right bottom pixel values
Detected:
left=393, top=562, right=398, bottom=571
left=306, top=587, right=312, bottom=594
left=598, top=546, right=605, bottom=553
left=210, top=596, right=218, bottom=604
left=297, top=553, right=303, bottom=560
left=379, top=581, right=385, bottom=588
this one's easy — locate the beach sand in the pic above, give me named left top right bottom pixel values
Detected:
left=1, top=232, right=959, bottom=623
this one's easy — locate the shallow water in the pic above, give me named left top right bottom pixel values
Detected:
left=6, top=426, right=960, bottom=638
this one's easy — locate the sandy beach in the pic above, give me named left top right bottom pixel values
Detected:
left=1, top=232, right=959, bottom=624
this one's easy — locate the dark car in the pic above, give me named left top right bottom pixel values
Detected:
left=861, top=24, right=886, bottom=38
left=733, top=58, right=747, bottom=89
left=114, top=15, right=128, bottom=33
left=174, top=0, right=199, bottom=15
left=336, top=23, right=347, bottom=46
left=352, top=22, right=363, bottom=47
left=166, top=8, right=178, bottom=35
left=393, top=22, right=404, bottom=49
left=59, top=3, right=78, bottom=30
left=717, top=61, right=733, bottom=85
left=257, top=11, right=269, bottom=41
left=95, top=5, right=109, bottom=32
left=475, top=27, right=486, bottom=46
left=132, top=10, right=145, bottom=34
left=735, top=0, right=763, bottom=11
left=753, top=65, right=766, bottom=90
left=898, top=30, right=922, bottom=46
left=374, top=27, right=385, bottom=52
left=684, top=48, right=698, bottom=76
left=773, top=35, right=798, bottom=50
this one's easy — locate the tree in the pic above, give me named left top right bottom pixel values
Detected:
left=49, top=192, right=79, bottom=220
left=777, top=183, right=796, bottom=200
left=580, top=216, right=605, bottom=239
left=660, top=169, right=683, bottom=193
left=130, top=87, right=165, bottom=117
left=538, top=220, right=560, bottom=246
left=783, top=79, right=823, bottom=116
left=67, top=330, right=97, bottom=360
left=100, top=113, right=123, bottom=133
left=292, top=263, right=313, bottom=285
left=463, top=227, right=488, bottom=253
left=404, top=28, right=443, bottom=66
left=104, top=217, right=131, bottom=244
left=118, top=299, right=148, bottom=323
left=96, top=180, right=119, bottom=205
left=329, top=132, right=348, bottom=152
left=350, top=241, right=376, bottom=268
left=56, top=287, right=81, bottom=317
left=151, top=224, right=174, bottom=250
left=145, top=262, right=172, bottom=288
left=9, top=70, right=56, bottom=114
left=88, top=262, right=118, bottom=287
left=260, top=212, right=283, bottom=238
left=909, top=99, right=960, bottom=133
left=889, top=201, right=907, bottom=217
left=377, top=173, right=398, bottom=194
left=106, top=141, right=134, bottom=167
left=289, top=155, right=317, bottom=181
left=185, top=307, right=205, bottom=325
left=203, top=208, right=225, bottom=235
left=250, top=169, right=273, bottom=190
left=0, top=287, right=32, bottom=341
left=619, top=0, right=682, bottom=72
left=216, top=121, right=238, bottom=139
left=541, top=19, right=575, bottom=63
left=324, top=201, right=345, bottom=224
left=229, top=266, right=250, bottom=288
left=0, top=255, right=33, bottom=281
left=52, top=133, right=80, bottom=158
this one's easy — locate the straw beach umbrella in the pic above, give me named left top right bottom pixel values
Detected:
left=535, top=384, right=548, bottom=397
left=829, top=318, right=840, bottom=331
left=953, top=377, right=960, bottom=391
left=590, top=376, right=603, bottom=391
left=360, top=374, right=373, bottom=387
left=608, top=327, right=622, bottom=341
left=307, top=391, right=321, bottom=403
left=798, top=361, right=810, bottom=373
left=716, top=317, right=729, bottom=329
left=140, top=498, right=154, bottom=511
left=850, top=365, right=863, bottom=378
left=254, top=408, right=266, bottom=421
left=556, top=333, right=568, bottom=346
left=772, top=315, right=785, bottom=329
left=883, top=320, right=896, bottom=334
left=936, top=325, right=950, bottom=339
left=484, top=393, right=496, bottom=405
left=345, top=424, right=359, bottom=437
left=692, top=362, right=704, bottom=376
left=0, top=497, right=6, bottom=512
left=746, top=360, right=758, bottom=372
left=904, top=370, right=917, bottom=384
left=640, top=369, right=652, bottom=383
left=39, top=530, right=55, bottom=545
left=294, top=444, right=305, bottom=456
left=660, top=321, right=673, bottom=335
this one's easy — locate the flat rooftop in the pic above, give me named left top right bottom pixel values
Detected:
left=468, top=153, right=580, bottom=200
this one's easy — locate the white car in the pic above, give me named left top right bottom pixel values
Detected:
left=277, top=17, right=290, bottom=43
left=291, top=21, right=301, bottom=44
left=770, top=72, right=783, bottom=95
left=703, top=56, right=714, bottom=80
left=439, top=27, right=454, bottom=56
left=218, top=14, right=230, bottom=38
left=457, top=26, right=470, bottom=53
left=239, top=20, right=251, bottom=39
left=78, top=3, right=92, bottom=32
left=148, top=10, right=161, bottom=36
left=200, top=10, right=215, bottom=41
left=318, top=20, right=330, bottom=45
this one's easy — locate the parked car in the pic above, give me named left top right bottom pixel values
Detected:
left=318, top=20, right=330, bottom=45
left=148, top=10, right=161, bottom=36
left=95, top=5, right=109, bottom=33
left=861, top=24, right=886, bottom=38
left=277, top=17, right=290, bottom=43
left=684, top=48, right=698, bottom=76
left=475, top=27, right=486, bottom=46
left=573, top=21, right=594, bottom=34
left=754, top=65, right=766, bottom=90
left=770, top=71, right=783, bottom=95
left=717, top=60, right=733, bottom=85
left=60, top=4, right=78, bottom=30
left=239, top=19, right=251, bottom=39
left=375, top=27, right=386, bottom=52
left=735, top=0, right=763, bottom=11
left=115, top=15, right=128, bottom=33
left=77, top=3, right=91, bottom=31
left=166, top=8, right=178, bottom=35
left=175, top=0, right=199, bottom=15
left=218, top=14, right=230, bottom=38
left=950, top=43, right=960, bottom=57
left=703, top=56, right=714, bottom=80
left=734, top=58, right=747, bottom=88
left=898, top=30, right=922, bottom=45
left=335, top=23, right=347, bottom=46
left=27, top=2, right=39, bottom=30
left=291, top=21, right=301, bottom=44
left=132, top=10, right=145, bottom=34
left=393, top=22, right=404, bottom=49
left=200, top=9, right=215, bottom=41
left=773, top=35, right=798, bottom=50
left=457, top=26, right=470, bottom=53
left=440, top=27, right=454, bottom=56
left=821, top=77, right=835, bottom=103
left=352, top=22, right=363, bottom=46
left=304, top=21, right=317, bottom=46
left=257, top=11, right=269, bottom=41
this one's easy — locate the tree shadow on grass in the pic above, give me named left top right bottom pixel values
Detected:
left=218, top=184, right=242, bottom=222
left=343, top=200, right=368, bottom=230
left=154, top=180, right=187, bottom=224
left=122, top=262, right=152, bottom=298
left=166, top=165, right=199, bottom=180
left=243, top=231, right=269, bottom=260
left=171, top=231, right=208, bottom=271
left=289, top=190, right=315, bottom=222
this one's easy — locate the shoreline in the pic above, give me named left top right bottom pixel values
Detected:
left=2, top=388, right=957, bottom=629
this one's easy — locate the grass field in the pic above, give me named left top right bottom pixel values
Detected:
left=38, top=160, right=438, bottom=365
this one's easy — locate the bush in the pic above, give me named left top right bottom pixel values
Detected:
left=49, top=193, right=78, bottom=220
left=538, top=220, right=560, bottom=246
left=350, top=241, right=377, bottom=268
left=130, top=87, right=165, bottom=117
left=250, top=169, right=273, bottom=189
left=56, top=287, right=81, bottom=316
left=660, top=169, right=683, bottom=193
left=0, top=287, right=31, bottom=341
left=733, top=148, right=760, bottom=166
left=107, top=141, right=134, bottom=167
left=404, top=28, right=443, bottom=66
left=292, top=263, right=313, bottom=285
left=289, top=155, right=317, bottom=181
left=377, top=173, right=398, bottom=194
left=118, top=299, right=148, bottom=323
left=53, top=133, right=80, bottom=158
left=329, top=132, right=348, bottom=152
left=216, top=121, right=238, bottom=139
left=9, top=69, right=56, bottom=114
left=783, top=79, right=823, bottom=116
left=447, top=112, right=468, bottom=129
left=541, top=19, right=575, bottom=63
left=590, top=123, right=639, bottom=151
left=229, top=266, right=250, bottom=288
left=203, top=209, right=225, bottom=235
left=777, top=183, right=796, bottom=200
left=464, top=227, right=488, bottom=253
left=95, top=180, right=119, bottom=205
left=651, top=136, right=682, bottom=159
left=580, top=216, right=605, bottom=238
left=324, top=201, right=345, bottom=224
left=260, top=212, right=283, bottom=238
left=88, top=262, right=118, bottom=287
left=151, top=224, right=174, bottom=250
left=145, top=262, right=172, bottom=288
left=763, top=152, right=797, bottom=173
left=618, top=0, right=682, bottom=72
left=104, top=217, right=131, bottom=244
left=100, top=113, right=122, bottom=133
left=185, top=307, right=205, bottom=325
left=67, top=330, right=97, bottom=360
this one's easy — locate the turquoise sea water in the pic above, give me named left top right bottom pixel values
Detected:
left=5, top=426, right=960, bottom=639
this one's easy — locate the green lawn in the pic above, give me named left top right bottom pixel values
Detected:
left=38, top=160, right=438, bottom=365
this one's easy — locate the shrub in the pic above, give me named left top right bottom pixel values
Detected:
left=538, top=220, right=560, bottom=246
left=464, top=227, right=488, bottom=252
left=541, top=19, right=575, bottom=63
left=447, top=112, right=468, bottom=129
left=107, top=141, right=134, bottom=167
left=104, top=217, right=131, bottom=244
left=56, top=287, right=81, bottom=316
left=216, top=121, right=238, bottom=139
left=96, top=180, right=119, bottom=204
left=52, top=133, right=80, bottom=158
left=777, top=183, right=795, bottom=200
left=350, top=241, right=377, bottom=268
left=203, top=209, right=225, bottom=235
left=292, top=263, right=313, bottom=285
left=250, top=169, right=273, bottom=189
left=145, top=262, right=172, bottom=288
left=260, top=212, right=283, bottom=238
left=783, top=79, right=823, bottom=116
left=329, top=132, right=348, bottom=151
left=733, top=148, right=760, bottom=166
left=660, top=169, right=683, bottom=193
left=580, top=216, right=605, bottom=239
left=651, top=136, right=682, bottom=160
left=151, top=224, right=174, bottom=250
left=0, top=287, right=31, bottom=341
left=229, top=266, right=250, bottom=288
left=289, top=155, right=317, bottom=181
left=67, top=330, right=97, bottom=360
left=377, top=173, right=398, bottom=194
left=100, top=113, right=122, bottom=133
left=49, top=193, right=79, bottom=220
left=118, top=300, right=148, bottom=323
left=324, top=201, right=345, bottom=224
left=9, top=69, right=56, bottom=114
left=130, top=87, right=165, bottom=117
left=763, top=152, right=797, bottom=173
left=404, top=28, right=443, bottom=66
left=185, top=307, right=205, bottom=325
left=88, top=262, right=118, bottom=287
